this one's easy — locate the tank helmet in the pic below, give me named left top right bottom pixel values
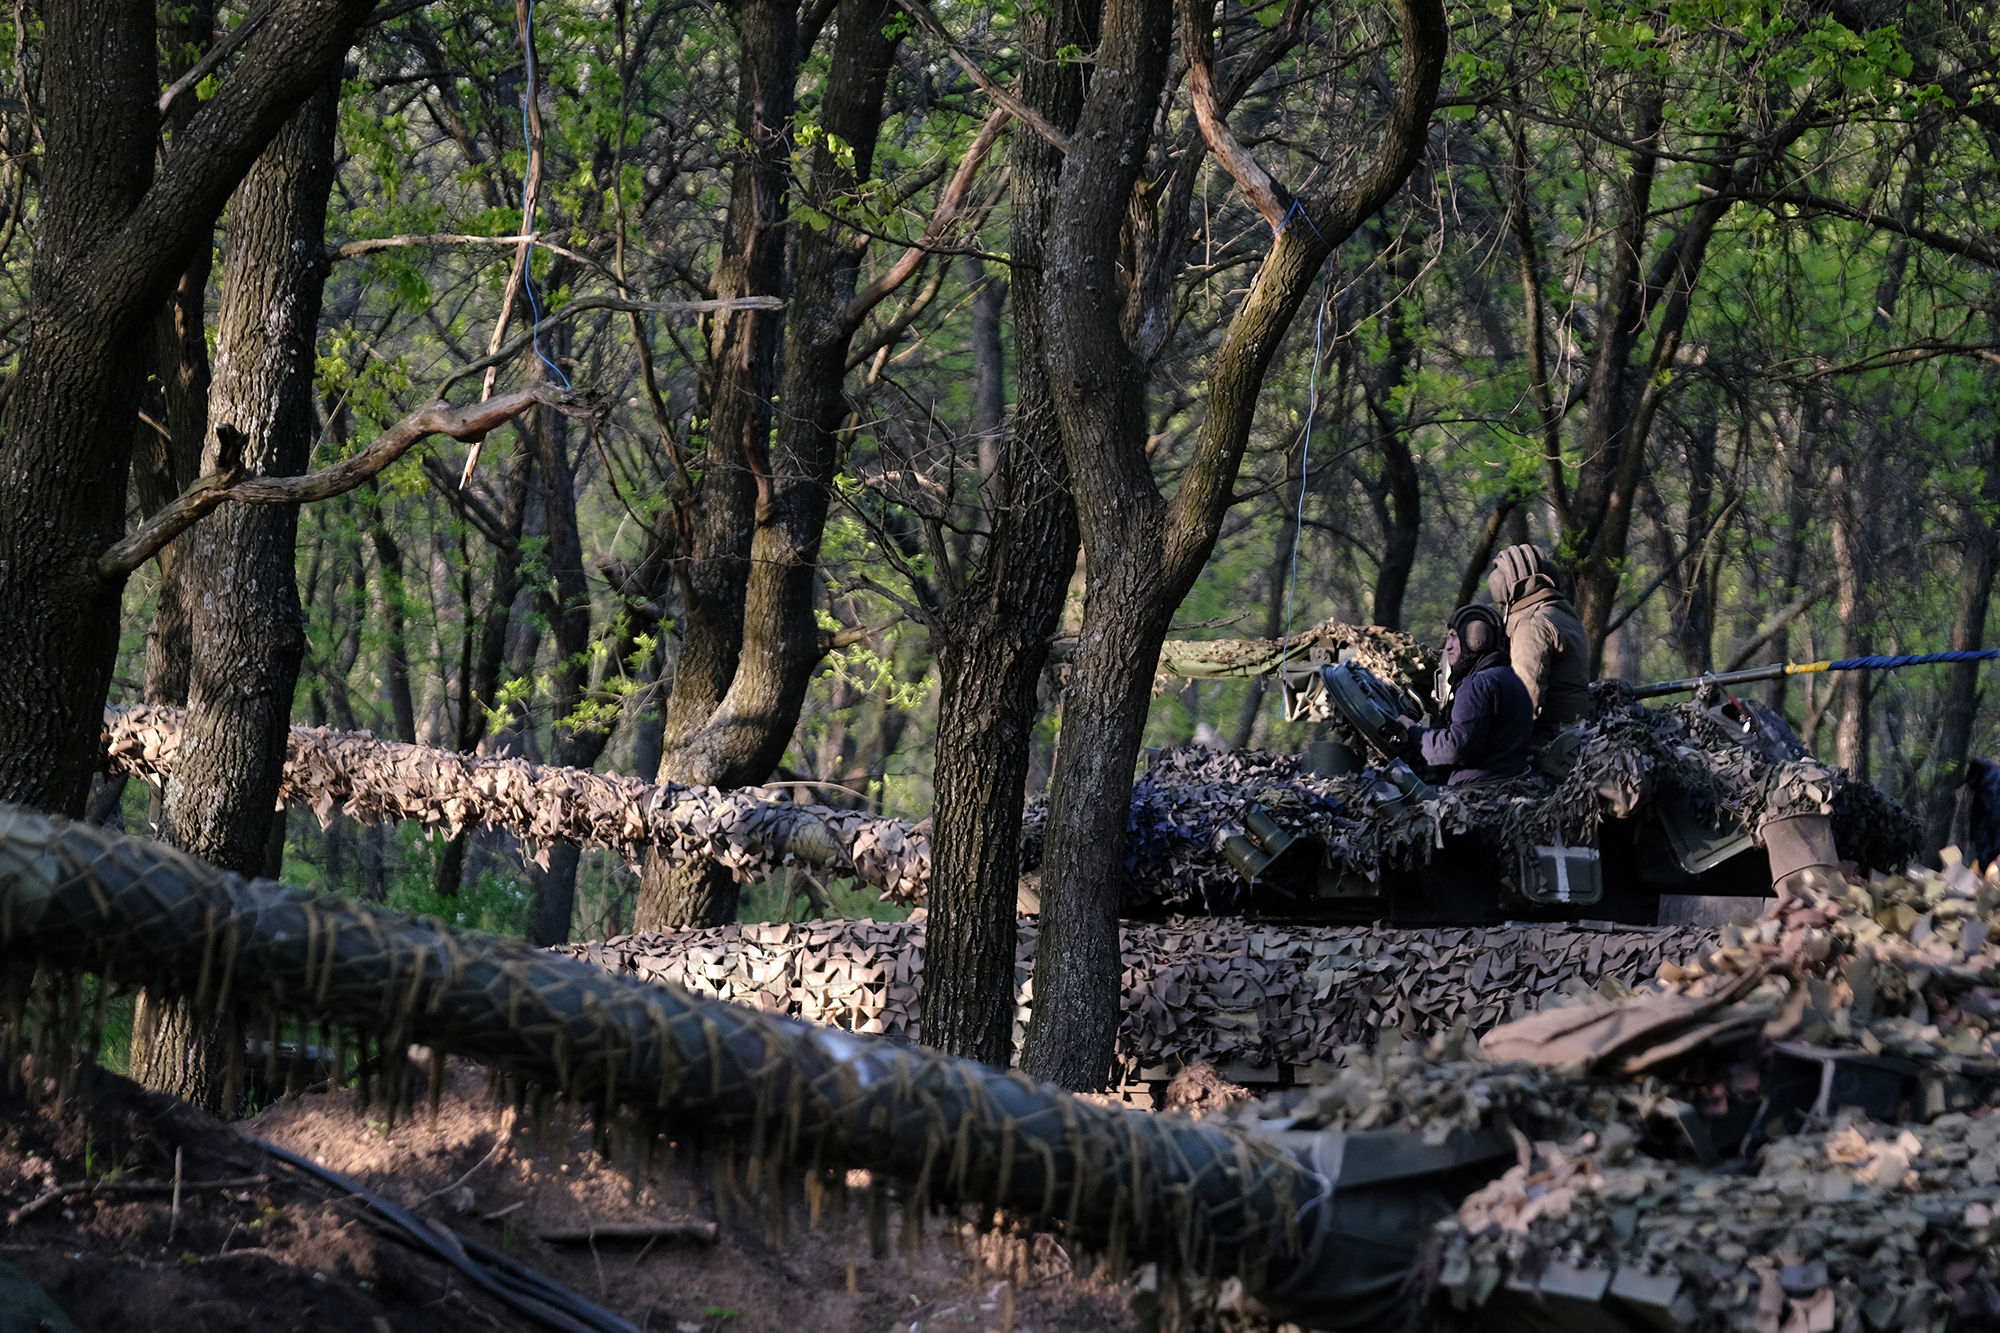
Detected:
left=1444, top=603, right=1505, bottom=680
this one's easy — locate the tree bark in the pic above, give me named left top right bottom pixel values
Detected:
left=126, top=994, right=228, bottom=1115
left=1020, top=0, right=1446, bottom=1088
left=362, top=482, right=418, bottom=744
left=1015, top=0, right=1174, bottom=1092
left=527, top=397, right=616, bottom=945
left=1830, top=457, right=1878, bottom=779
left=1925, top=432, right=2000, bottom=851
left=1366, top=223, right=1423, bottom=630
left=134, top=0, right=220, bottom=721
left=138, top=81, right=340, bottom=1114
left=434, top=438, right=535, bottom=897
left=636, top=0, right=798, bottom=928
left=917, top=15, right=1081, bottom=1065
left=0, top=0, right=374, bottom=815
left=637, top=0, right=912, bottom=931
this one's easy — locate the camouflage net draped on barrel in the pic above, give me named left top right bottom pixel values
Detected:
left=103, top=703, right=930, bottom=902
left=0, top=806, right=1324, bottom=1303
left=102, top=670, right=1919, bottom=917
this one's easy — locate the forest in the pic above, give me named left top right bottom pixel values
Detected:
left=0, top=0, right=1996, bottom=1097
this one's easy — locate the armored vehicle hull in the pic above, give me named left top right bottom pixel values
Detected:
left=1022, top=671, right=1919, bottom=930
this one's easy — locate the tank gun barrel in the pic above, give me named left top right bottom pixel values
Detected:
left=1632, top=649, right=2000, bottom=699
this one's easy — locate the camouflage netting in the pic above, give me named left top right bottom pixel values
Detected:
left=12, top=796, right=2000, bottom=1328
left=561, top=917, right=1719, bottom=1087
left=0, top=804, right=1339, bottom=1311
left=103, top=704, right=931, bottom=902
left=1136, top=618, right=1438, bottom=692
left=104, top=667, right=1920, bottom=920
left=1185, top=854, right=2000, bottom=1330
left=1021, top=687, right=1922, bottom=914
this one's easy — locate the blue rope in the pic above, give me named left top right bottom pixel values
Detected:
left=1274, top=258, right=1335, bottom=709
left=1272, top=196, right=1326, bottom=244
left=1828, top=650, right=2000, bottom=671
left=1271, top=199, right=1346, bottom=716
left=519, top=0, right=570, bottom=388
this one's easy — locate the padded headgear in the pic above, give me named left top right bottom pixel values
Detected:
left=1447, top=603, right=1504, bottom=659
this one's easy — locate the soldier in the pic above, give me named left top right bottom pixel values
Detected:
left=1488, top=543, right=1590, bottom=744
left=1393, top=604, right=1533, bottom=785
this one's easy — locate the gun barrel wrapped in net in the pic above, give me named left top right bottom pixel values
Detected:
left=0, top=803, right=1503, bottom=1327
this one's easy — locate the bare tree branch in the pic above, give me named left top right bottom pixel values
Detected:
left=890, top=0, right=1070, bottom=151
left=156, top=0, right=277, bottom=116
left=436, top=294, right=784, bottom=392
left=844, top=107, right=1011, bottom=326
left=1722, top=539, right=1942, bottom=671
left=1181, top=0, right=1291, bottom=231
left=1741, top=188, right=2000, bottom=268
left=99, top=384, right=592, bottom=580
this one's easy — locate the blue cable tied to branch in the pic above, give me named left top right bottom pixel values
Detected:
left=1633, top=649, right=2000, bottom=699
left=519, top=0, right=570, bottom=388
left=1273, top=197, right=1334, bottom=717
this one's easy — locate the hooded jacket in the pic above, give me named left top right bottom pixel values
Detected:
left=1414, top=648, right=1533, bottom=784
left=1488, top=544, right=1590, bottom=743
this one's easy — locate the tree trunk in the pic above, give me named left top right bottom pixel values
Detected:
left=1232, top=457, right=1306, bottom=751
left=1830, top=458, right=1877, bottom=779
left=636, top=0, right=798, bottom=927
left=638, top=0, right=907, bottom=931
left=919, top=53, right=1081, bottom=1064
left=1019, top=0, right=1175, bottom=1090
left=433, top=438, right=535, bottom=897
left=1925, top=433, right=2000, bottom=852
left=526, top=395, right=616, bottom=945
left=971, top=263, right=1008, bottom=487
left=1366, top=220, right=1423, bottom=630
left=138, top=81, right=340, bottom=1114
left=0, top=0, right=373, bottom=814
left=127, top=993, right=228, bottom=1114
left=1020, top=0, right=1445, bottom=1088
left=362, top=482, right=418, bottom=744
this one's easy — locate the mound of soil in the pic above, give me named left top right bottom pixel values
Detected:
left=1, top=1060, right=1139, bottom=1333
left=0, top=1063, right=516, bottom=1333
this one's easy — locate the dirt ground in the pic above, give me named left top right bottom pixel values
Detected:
left=0, top=1060, right=1142, bottom=1333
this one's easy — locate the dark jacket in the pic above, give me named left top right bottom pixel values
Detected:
left=1489, top=545, right=1590, bottom=743
left=1414, top=655, right=1534, bottom=785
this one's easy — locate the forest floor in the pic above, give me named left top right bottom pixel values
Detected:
left=0, top=1060, right=1144, bottom=1333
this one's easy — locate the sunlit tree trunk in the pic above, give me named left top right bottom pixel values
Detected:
left=635, top=0, right=798, bottom=930
left=136, top=82, right=341, bottom=1113
left=0, top=0, right=374, bottom=812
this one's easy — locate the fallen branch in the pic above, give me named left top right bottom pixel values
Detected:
left=8, top=1175, right=271, bottom=1225
left=535, top=1221, right=718, bottom=1245
left=417, top=1111, right=516, bottom=1207
left=98, top=385, right=592, bottom=581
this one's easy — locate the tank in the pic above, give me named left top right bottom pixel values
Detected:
left=1020, top=624, right=1921, bottom=928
